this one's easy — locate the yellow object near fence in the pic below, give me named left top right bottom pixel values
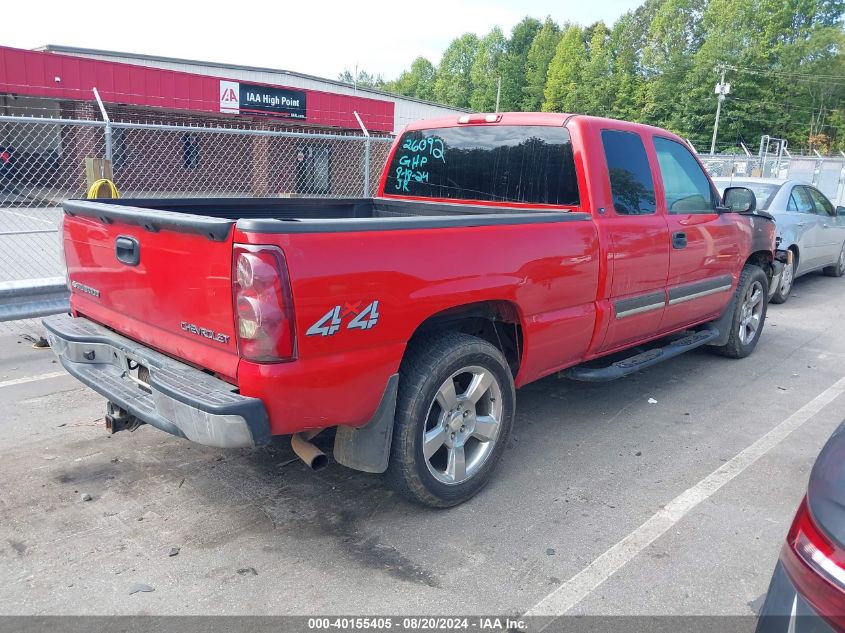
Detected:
left=86, top=179, right=120, bottom=199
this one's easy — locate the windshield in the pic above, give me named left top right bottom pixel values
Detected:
left=717, top=181, right=781, bottom=210
left=383, top=125, right=580, bottom=206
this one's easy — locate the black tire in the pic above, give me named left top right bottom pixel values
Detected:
left=386, top=332, right=515, bottom=508
left=710, top=265, right=769, bottom=359
left=770, top=254, right=794, bottom=304
left=823, top=242, right=845, bottom=277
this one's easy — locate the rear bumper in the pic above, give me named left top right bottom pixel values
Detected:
left=756, top=561, right=836, bottom=633
left=42, top=313, right=270, bottom=448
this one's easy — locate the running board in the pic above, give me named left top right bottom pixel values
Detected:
left=561, top=328, right=721, bottom=382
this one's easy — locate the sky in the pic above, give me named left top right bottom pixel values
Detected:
left=5, top=0, right=639, bottom=81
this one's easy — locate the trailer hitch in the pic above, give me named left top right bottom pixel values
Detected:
left=105, top=402, right=144, bottom=434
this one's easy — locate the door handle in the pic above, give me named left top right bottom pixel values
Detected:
left=672, top=231, right=688, bottom=249
left=115, top=236, right=140, bottom=266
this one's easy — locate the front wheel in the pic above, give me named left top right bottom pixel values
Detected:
left=710, top=264, right=769, bottom=359
left=770, top=257, right=794, bottom=303
left=823, top=243, right=845, bottom=277
left=386, top=332, right=515, bottom=508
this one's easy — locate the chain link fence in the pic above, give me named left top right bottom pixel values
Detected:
left=698, top=153, right=845, bottom=205
left=0, top=114, right=394, bottom=334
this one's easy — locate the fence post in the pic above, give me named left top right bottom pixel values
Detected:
left=92, top=87, right=113, bottom=161
left=364, top=138, right=371, bottom=197
left=353, top=111, right=371, bottom=197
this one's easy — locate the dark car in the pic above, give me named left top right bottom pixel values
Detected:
left=757, top=421, right=845, bottom=632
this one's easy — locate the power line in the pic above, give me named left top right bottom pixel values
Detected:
left=728, top=66, right=845, bottom=88
left=729, top=96, right=840, bottom=115
left=728, top=65, right=845, bottom=81
left=724, top=109, right=807, bottom=124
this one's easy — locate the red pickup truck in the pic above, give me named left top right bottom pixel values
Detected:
left=44, top=112, right=778, bottom=507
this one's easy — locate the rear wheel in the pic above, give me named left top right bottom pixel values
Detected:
left=386, top=332, right=515, bottom=508
left=823, top=242, right=845, bottom=277
left=710, top=264, right=768, bottom=359
left=770, top=256, right=794, bottom=304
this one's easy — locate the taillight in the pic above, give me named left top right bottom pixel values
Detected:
left=233, top=245, right=296, bottom=362
left=781, top=497, right=845, bottom=626
left=0, top=151, right=10, bottom=164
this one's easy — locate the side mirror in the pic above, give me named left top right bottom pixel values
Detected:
left=722, top=187, right=756, bottom=213
left=837, top=206, right=845, bottom=217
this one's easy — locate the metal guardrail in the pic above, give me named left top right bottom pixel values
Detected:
left=0, top=277, right=69, bottom=322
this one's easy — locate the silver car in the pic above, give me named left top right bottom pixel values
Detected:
left=714, top=178, right=845, bottom=303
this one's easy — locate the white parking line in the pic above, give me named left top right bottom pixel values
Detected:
left=0, top=371, right=67, bottom=389
left=525, top=374, right=845, bottom=620
left=2, top=209, right=58, bottom=226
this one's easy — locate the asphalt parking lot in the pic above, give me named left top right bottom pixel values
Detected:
left=1, top=271, right=844, bottom=620
left=0, top=206, right=62, bottom=283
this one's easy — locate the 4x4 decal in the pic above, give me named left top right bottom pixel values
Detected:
left=306, top=300, right=380, bottom=337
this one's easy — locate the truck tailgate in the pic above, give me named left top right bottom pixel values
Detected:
left=62, top=203, right=239, bottom=379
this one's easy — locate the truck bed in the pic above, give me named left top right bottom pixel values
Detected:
left=64, top=197, right=583, bottom=239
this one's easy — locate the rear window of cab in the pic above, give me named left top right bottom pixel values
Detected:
left=383, top=125, right=580, bottom=206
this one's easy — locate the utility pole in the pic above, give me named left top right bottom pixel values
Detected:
left=710, top=65, right=730, bottom=155
left=494, top=76, right=502, bottom=113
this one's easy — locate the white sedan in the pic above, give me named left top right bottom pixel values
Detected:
left=713, top=178, right=845, bottom=303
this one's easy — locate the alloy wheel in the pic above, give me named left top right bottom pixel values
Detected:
left=738, top=280, right=764, bottom=345
left=779, top=260, right=793, bottom=296
left=422, top=366, right=503, bottom=485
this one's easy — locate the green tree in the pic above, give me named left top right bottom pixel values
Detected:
left=607, top=12, right=647, bottom=121
left=677, top=0, right=845, bottom=151
left=641, top=0, right=707, bottom=132
left=337, top=68, right=385, bottom=89
left=378, top=0, right=845, bottom=152
left=523, top=17, right=561, bottom=110
left=385, top=57, right=436, bottom=100
left=543, top=25, right=586, bottom=112
left=576, top=22, right=613, bottom=115
left=434, top=33, right=480, bottom=108
left=498, top=17, right=542, bottom=111
left=470, top=27, right=508, bottom=111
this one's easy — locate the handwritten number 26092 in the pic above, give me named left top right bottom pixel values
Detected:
left=401, top=136, right=445, bottom=162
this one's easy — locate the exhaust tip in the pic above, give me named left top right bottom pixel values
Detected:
left=310, top=453, right=329, bottom=471
left=291, top=431, right=328, bottom=471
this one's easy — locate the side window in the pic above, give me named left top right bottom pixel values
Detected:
left=653, top=137, right=715, bottom=214
left=807, top=187, right=834, bottom=216
left=601, top=130, right=656, bottom=215
left=789, top=187, right=815, bottom=214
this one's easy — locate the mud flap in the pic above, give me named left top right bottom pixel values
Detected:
left=333, top=374, right=398, bottom=473
left=707, top=289, right=741, bottom=347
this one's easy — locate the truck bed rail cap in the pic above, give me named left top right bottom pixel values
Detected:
left=236, top=212, right=589, bottom=234
left=63, top=200, right=234, bottom=242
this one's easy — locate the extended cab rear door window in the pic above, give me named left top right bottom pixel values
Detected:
left=653, top=137, right=716, bottom=214
left=383, top=125, right=580, bottom=206
left=600, top=130, right=656, bottom=215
